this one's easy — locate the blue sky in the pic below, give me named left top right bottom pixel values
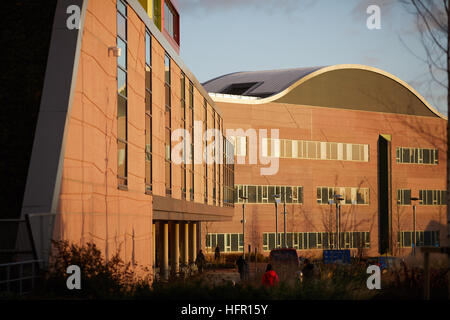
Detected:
left=178, top=0, right=447, bottom=114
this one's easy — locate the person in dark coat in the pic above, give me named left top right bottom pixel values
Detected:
left=302, top=258, right=315, bottom=280
left=214, top=245, right=221, bottom=262
left=195, top=249, right=206, bottom=274
left=236, top=255, right=247, bottom=281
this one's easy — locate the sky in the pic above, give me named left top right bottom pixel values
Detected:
left=177, top=0, right=447, bottom=115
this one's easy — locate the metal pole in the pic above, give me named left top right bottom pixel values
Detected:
left=275, top=202, right=278, bottom=249
left=335, top=202, right=338, bottom=250
left=284, top=201, right=287, bottom=248
left=413, top=204, right=416, bottom=256
left=242, top=203, right=245, bottom=260
left=338, top=204, right=341, bottom=250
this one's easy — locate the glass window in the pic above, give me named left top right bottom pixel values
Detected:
left=117, top=13, right=127, bottom=40
left=117, top=0, right=127, bottom=16
left=117, top=95, right=127, bottom=140
left=117, top=68, right=127, bottom=96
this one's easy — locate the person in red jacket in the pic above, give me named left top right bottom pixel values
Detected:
left=262, top=264, right=279, bottom=287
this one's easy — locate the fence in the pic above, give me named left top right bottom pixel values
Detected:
left=0, top=260, right=42, bottom=295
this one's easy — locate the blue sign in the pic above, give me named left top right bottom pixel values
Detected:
left=323, top=250, right=351, bottom=264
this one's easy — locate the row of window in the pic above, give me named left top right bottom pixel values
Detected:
left=263, top=232, right=371, bottom=251
left=205, top=231, right=440, bottom=252
left=205, top=232, right=370, bottom=252
left=232, top=137, right=439, bottom=167
left=397, top=231, right=440, bottom=247
left=396, top=147, right=438, bottom=165
left=317, top=187, right=370, bottom=205
left=261, top=139, right=369, bottom=162
left=397, top=189, right=447, bottom=205
left=234, top=185, right=303, bottom=204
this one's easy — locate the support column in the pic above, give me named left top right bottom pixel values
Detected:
left=192, top=222, right=197, bottom=262
left=162, top=222, right=169, bottom=280
left=189, top=222, right=197, bottom=263
left=183, top=222, right=189, bottom=265
left=152, top=223, right=156, bottom=272
left=174, top=223, right=180, bottom=273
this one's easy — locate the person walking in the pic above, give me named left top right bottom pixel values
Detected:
left=262, top=264, right=279, bottom=287
left=302, top=258, right=315, bottom=281
left=236, top=255, right=247, bottom=281
left=195, top=249, right=206, bottom=274
left=214, top=245, right=221, bottom=263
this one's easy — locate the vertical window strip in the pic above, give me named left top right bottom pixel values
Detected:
left=164, top=53, right=171, bottom=196
left=181, top=72, right=186, bottom=199
left=117, top=0, right=128, bottom=187
left=145, top=29, right=152, bottom=192
left=189, top=82, right=194, bottom=201
left=204, top=99, right=208, bottom=204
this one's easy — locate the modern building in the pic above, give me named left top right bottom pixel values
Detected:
left=1, top=0, right=447, bottom=285
left=2, top=0, right=235, bottom=280
left=201, top=65, right=447, bottom=258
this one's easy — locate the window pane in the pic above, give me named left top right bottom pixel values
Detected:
left=165, top=55, right=171, bottom=84
left=117, top=0, right=127, bottom=16
left=117, top=68, right=127, bottom=96
left=231, top=234, right=238, bottom=251
left=248, top=185, right=256, bottom=203
left=165, top=161, right=171, bottom=187
left=309, top=233, right=317, bottom=249
left=331, top=143, right=338, bottom=160
left=117, top=95, right=127, bottom=140
left=118, top=141, right=127, bottom=177
left=423, top=149, right=430, bottom=164
left=352, top=144, right=360, bottom=161
left=308, top=141, right=316, bottom=159
left=145, top=32, right=151, bottom=65
left=165, top=86, right=171, bottom=108
left=357, top=189, right=364, bottom=204
left=117, top=13, right=127, bottom=40
left=117, top=37, right=127, bottom=69
left=165, top=129, right=171, bottom=160
left=286, top=186, right=292, bottom=203
left=145, top=115, right=151, bottom=153
left=268, top=186, right=275, bottom=203
left=145, top=66, right=151, bottom=91
left=145, top=157, right=151, bottom=185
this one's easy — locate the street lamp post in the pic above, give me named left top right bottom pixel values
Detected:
left=240, top=196, right=248, bottom=259
left=332, top=194, right=344, bottom=250
left=283, top=200, right=287, bottom=248
left=411, top=197, right=419, bottom=256
left=274, top=194, right=280, bottom=249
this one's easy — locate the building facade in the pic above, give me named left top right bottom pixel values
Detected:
left=15, top=0, right=234, bottom=279
left=202, top=65, right=447, bottom=258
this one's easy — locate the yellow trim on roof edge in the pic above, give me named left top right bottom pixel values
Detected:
left=209, top=64, right=447, bottom=120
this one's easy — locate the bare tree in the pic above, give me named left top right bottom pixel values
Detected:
left=402, top=0, right=450, bottom=297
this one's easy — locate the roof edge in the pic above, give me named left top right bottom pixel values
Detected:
left=209, top=64, right=447, bottom=120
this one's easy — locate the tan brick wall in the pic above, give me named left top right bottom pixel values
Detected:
left=203, top=100, right=447, bottom=258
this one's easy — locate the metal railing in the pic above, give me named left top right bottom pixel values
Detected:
left=0, top=260, right=42, bottom=295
